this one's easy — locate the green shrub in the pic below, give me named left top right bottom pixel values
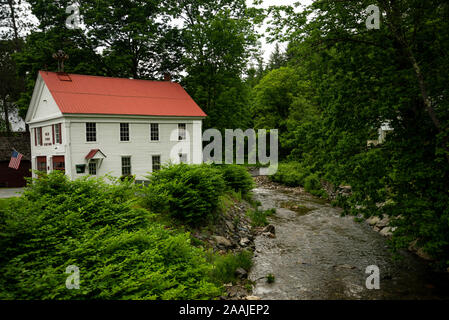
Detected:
left=304, top=173, right=321, bottom=192
left=142, top=164, right=226, bottom=224
left=266, top=273, right=275, bottom=283
left=217, top=165, right=255, bottom=196
left=270, top=162, right=310, bottom=187
left=210, top=250, right=253, bottom=284
left=247, top=208, right=276, bottom=227
left=270, top=163, right=327, bottom=197
left=0, top=171, right=221, bottom=300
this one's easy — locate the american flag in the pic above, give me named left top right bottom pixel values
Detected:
left=8, top=150, right=23, bottom=170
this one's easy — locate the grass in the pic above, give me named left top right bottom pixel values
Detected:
left=266, top=273, right=275, bottom=283
left=280, top=201, right=313, bottom=215
left=247, top=208, right=276, bottom=227
left=210, top=250, right=253, bottom=284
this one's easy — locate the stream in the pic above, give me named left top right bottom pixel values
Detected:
left=249, top=186, right=449, bottom=300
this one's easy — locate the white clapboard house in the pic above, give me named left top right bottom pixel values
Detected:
left=25, top=71, right=206, bottom=181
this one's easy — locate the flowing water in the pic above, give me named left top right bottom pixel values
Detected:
left=249, top=186, right=449, bottom=300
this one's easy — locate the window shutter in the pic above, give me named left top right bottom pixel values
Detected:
left=59, top=123, right=62, bottom=143
left=34, top=128, right=37, bottom=146
left=52, top=125, right=55, bottom=144
left=39, top=127, right=43, bottom=145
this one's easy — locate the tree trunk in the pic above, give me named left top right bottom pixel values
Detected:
left=2, top=97, right=11, bottom=134
left=381, top=0, right=449, bottom=162
left=7, top=0, right=20, bottom=51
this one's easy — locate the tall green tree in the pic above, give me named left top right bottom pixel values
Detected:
left=80, top=0, right=184, bottom=79
left=0, top=40, right=24, bottom=133
left=170, top=0, right=262, bottom=130
left=260, top=0, right=449, bottom=267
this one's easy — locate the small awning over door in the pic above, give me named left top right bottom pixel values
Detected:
left=85, top=149, right=107, bottom=160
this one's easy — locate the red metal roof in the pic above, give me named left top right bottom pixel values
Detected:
left=39, top=71, right=207, bottom=117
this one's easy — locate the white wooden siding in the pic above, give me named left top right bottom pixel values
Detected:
left=27, top=80, right=204, bottom=180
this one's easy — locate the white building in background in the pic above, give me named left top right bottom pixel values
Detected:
left=25, top=71, right=206, bottom=182
left=367, top=121, right=394, bottom=146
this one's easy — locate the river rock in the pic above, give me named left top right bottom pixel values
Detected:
left=262, top=232, right=276, bottom=238
left=416, top=247, right=433, bottom=261
left=263, top=224, right=275, bottom=234
left=235, top=267, right=248, bottom=279
left=377, top=216, right=390, bottom=228
left=408, top=239, right=418, bottom=252
left=213, top=236, right=232, bottom=248
left=367, top=216, right=380, bottom=226
left=227, top=285, right=247, bottom=298
left=239, top=237, right=250, bottom=246
left=226, top=220, right=235, bottom=232
left=408, top=240, right=433, bottom=260
left=379, top=227, right=392, bottom=237
left=245, top=296, right=261, bottom=300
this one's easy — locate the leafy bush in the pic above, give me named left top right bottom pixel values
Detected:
left=247, top=208, right=276, bottom=227
left=142, top=164, right=226, bottom=224
left=0, top=171, right=221, bottom=300
left=210, top=250, right=253, bottom=284
left=216, top=164, right=255, bottom=196
left=269, top=163, right=328, bottom=198
left=270, top=162, right=310, bottom=187
left=304, top=173, right=320, bottom=192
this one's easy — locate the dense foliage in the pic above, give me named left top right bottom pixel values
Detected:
left=250, top=1, right=449, bottom=267
left=141, top=163, right=254, bottom=224
left=141, top=164, right=226, bottom=224
left=0, top=172, right=222, bottom=299
left=216, top=164, right=255, bottom=196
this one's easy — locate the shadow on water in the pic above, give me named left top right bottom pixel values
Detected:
left=249, top=187, right=449, bottom=300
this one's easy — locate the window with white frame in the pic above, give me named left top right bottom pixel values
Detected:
left=120, top=123, right=129, bottom=141
left=178, top=123, right=186, bottom=141
left=150, top=123, right=159, bottom=141
left=86, top=123, right=96, bottom=142
left=152, top=155, right=161, bottom=172
left=121, top=156, right=131, bottom=175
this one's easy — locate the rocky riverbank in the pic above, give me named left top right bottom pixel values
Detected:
left=322, top=182, right=436, bottom=262
left=259, top=176, right=440, bottom=265
left=189, top=193, right=273, bottom=300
